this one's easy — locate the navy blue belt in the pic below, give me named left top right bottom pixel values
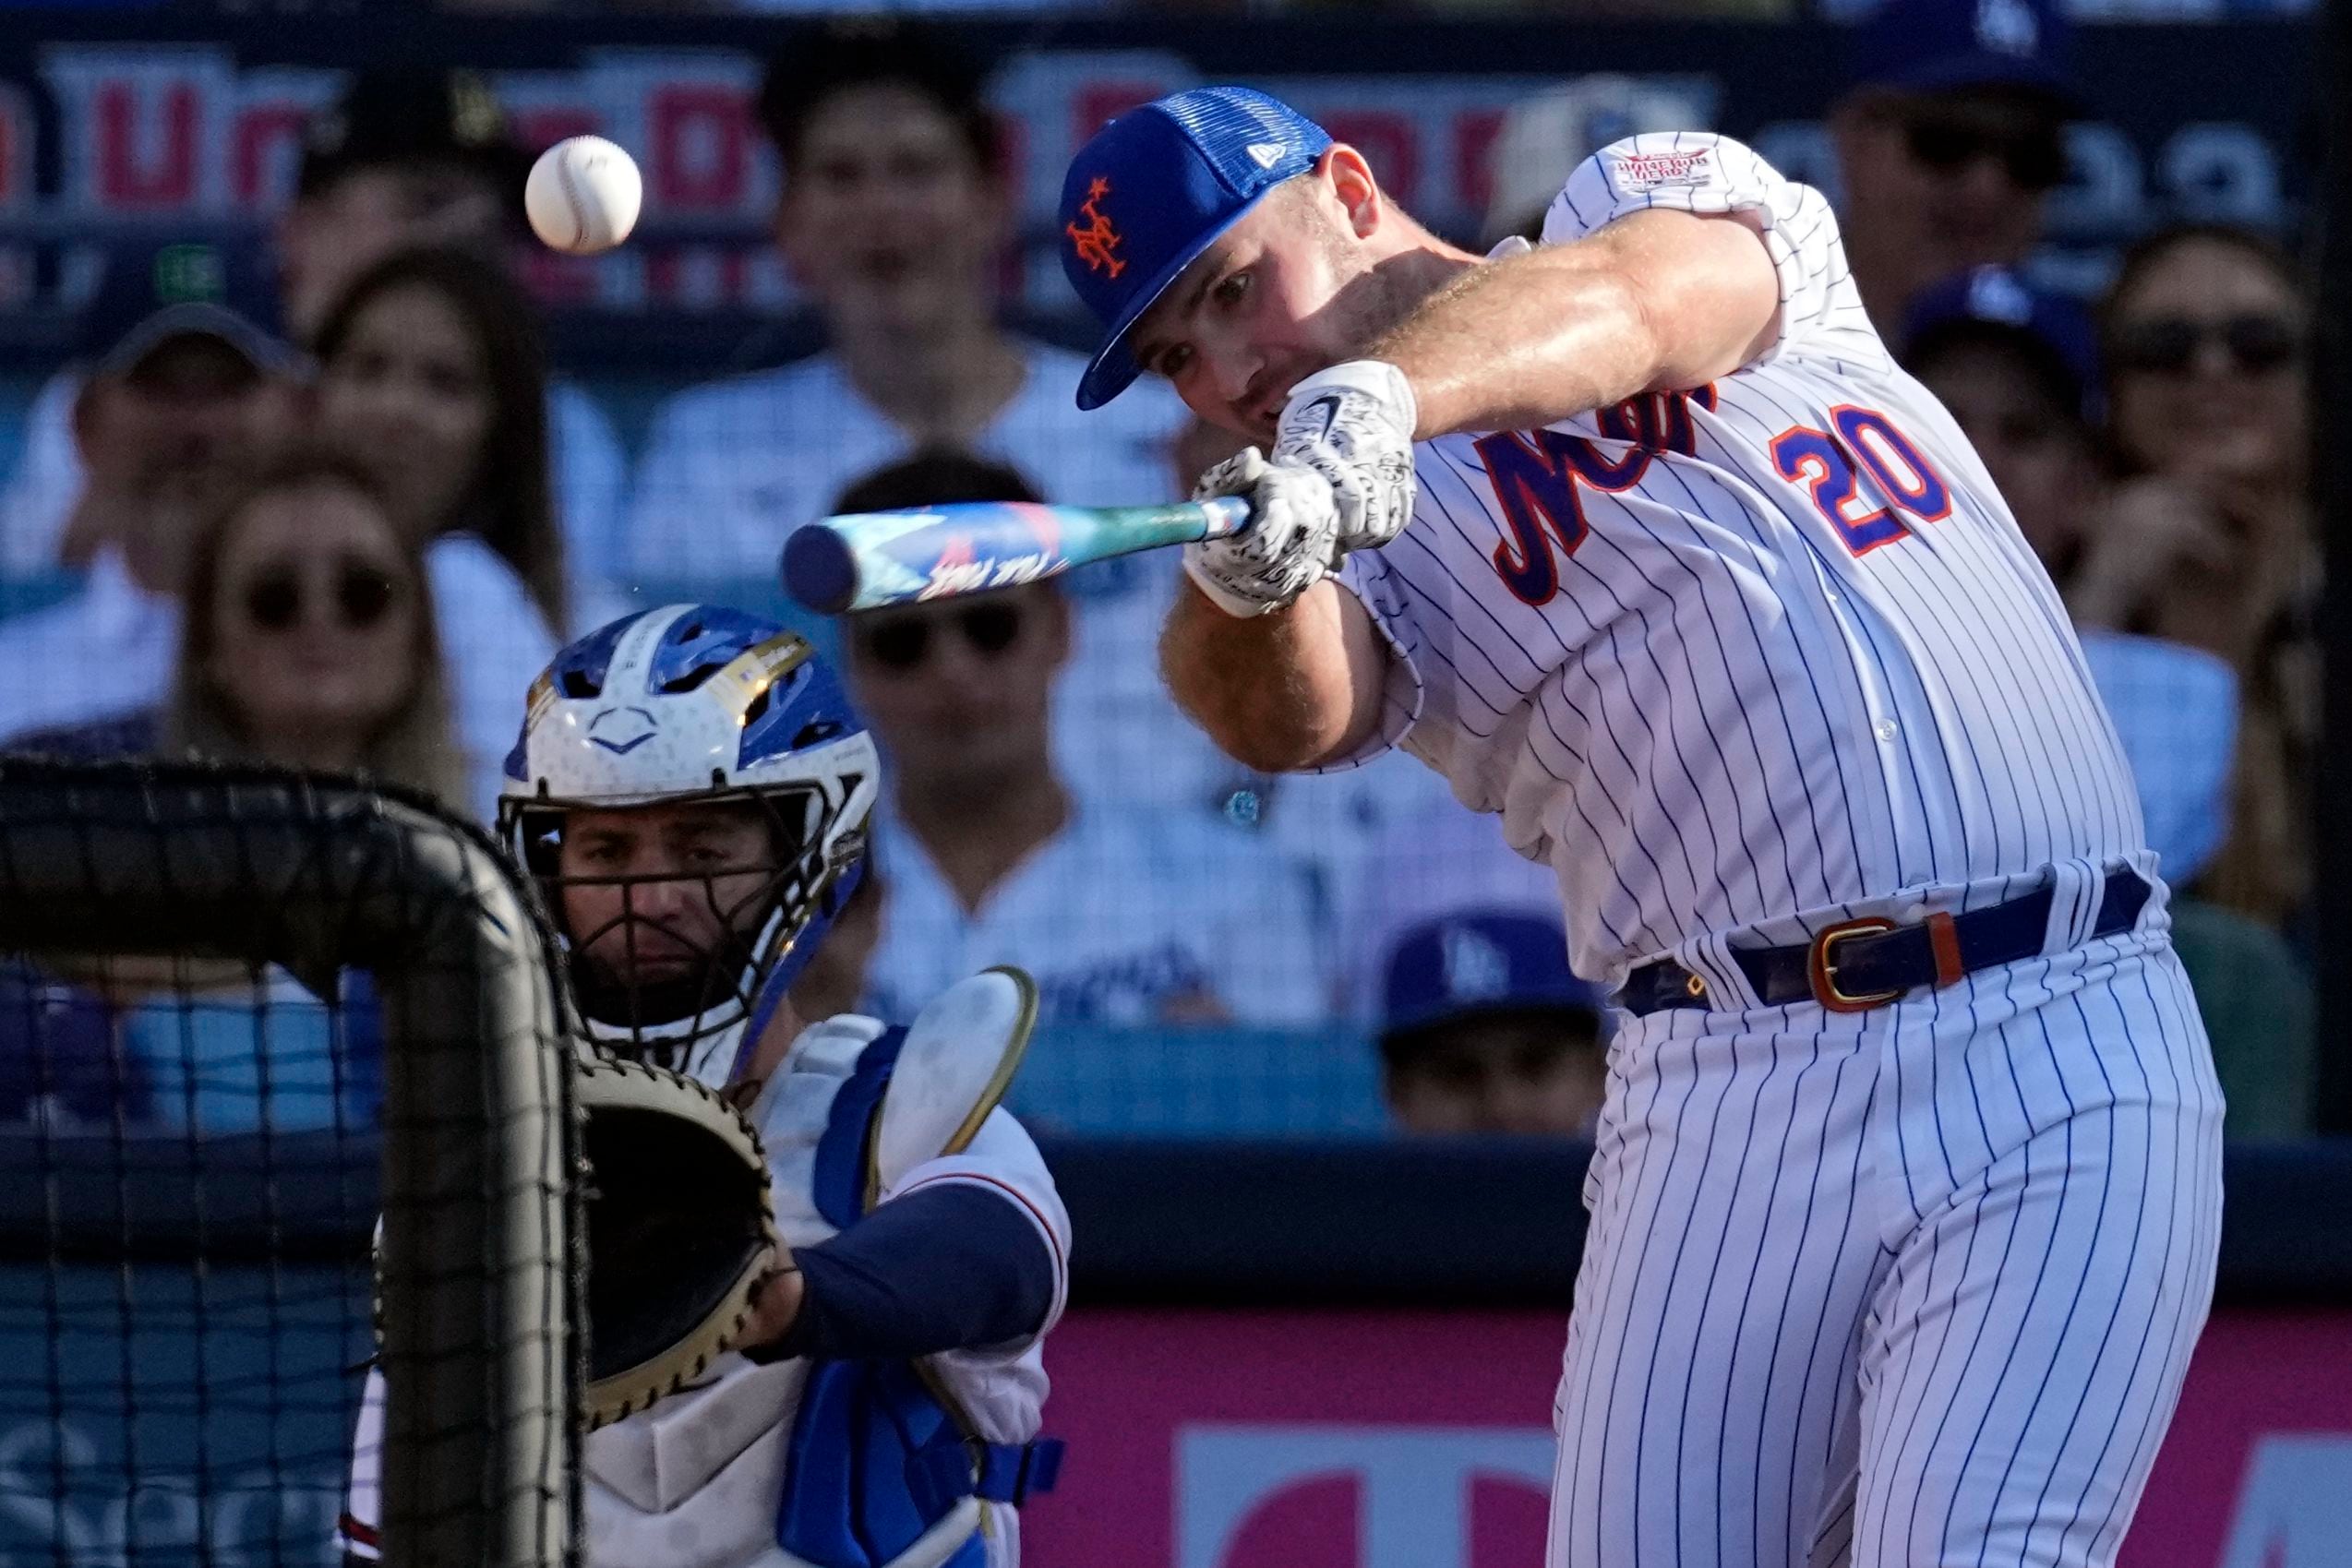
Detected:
left=1614, top=868, right=2152, bottom=1018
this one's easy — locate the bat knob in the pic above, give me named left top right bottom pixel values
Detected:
left=782, top=526, right=858, bottom=615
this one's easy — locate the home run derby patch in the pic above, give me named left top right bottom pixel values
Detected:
left=1606, top=148, right=1712, bottom=192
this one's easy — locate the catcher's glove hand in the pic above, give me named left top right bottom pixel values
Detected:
left=574, top=1051, right=781, bottom=1430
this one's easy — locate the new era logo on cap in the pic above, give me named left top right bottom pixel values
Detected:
left=1058, top=86, right=1335, bottom=411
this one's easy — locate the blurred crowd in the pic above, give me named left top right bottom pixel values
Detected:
left=0, top=0, right=2323, bottom=1142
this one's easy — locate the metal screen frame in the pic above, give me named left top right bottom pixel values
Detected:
left=0, top=756, right=580, bottom=1567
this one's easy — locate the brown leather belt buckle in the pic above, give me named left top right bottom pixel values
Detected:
left=1807, top=916, right=1903, bottom=1012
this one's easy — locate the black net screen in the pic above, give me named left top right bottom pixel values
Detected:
left=0, top=759, right=579, bottom=1567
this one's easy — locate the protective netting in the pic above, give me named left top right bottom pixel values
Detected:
left=0, top=757, right=579, bottom=1567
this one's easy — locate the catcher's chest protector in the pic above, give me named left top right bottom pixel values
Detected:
left=775, top=1003, right=1062, bottom=1568
left=582, top=979, right=1061, bottom=1568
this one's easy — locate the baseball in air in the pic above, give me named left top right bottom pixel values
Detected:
left=525, top=136, right=642, bottom=255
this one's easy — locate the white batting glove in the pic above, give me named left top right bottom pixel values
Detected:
left=1184, top=448, right=1343, bottom=619
left=1271, top=359, right=1420, bottom=554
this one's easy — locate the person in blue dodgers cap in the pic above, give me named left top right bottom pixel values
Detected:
left=1376, top=910, right=1608, bottom=1140
left=1833, top=0, right=2083, bottom=330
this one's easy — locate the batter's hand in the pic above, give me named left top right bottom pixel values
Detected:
left=1271, top=360, right=1420, bottom=554
left=1185, top=448, right=1343, bottom=618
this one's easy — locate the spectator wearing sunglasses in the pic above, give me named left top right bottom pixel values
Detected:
left=12, top=448, right=463, bottom=806
left=1832, top=0, right=2078, bottom=334
left=834, top=451, right=1327, bottom=1028
left=7, top=451, right=431, bottom=1142
left=2098, top=223, right=2310, bottom=575
left=2078, top=224, right=2315, bottom=930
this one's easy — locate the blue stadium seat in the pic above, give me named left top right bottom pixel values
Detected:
left=1008, top=1024, right=1389, bottom=1138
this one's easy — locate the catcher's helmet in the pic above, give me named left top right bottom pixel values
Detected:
left=499, top=604, right=879, bottom=1078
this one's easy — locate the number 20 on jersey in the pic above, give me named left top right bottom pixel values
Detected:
left=1770, top=405, right=1951, bottom=556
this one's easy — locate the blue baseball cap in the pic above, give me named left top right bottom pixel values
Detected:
left=1380, top=911, right=1602, bottom=1040
left=1060, top=86, right=1333, bottom=411
left=1902, top=265, right=2100, bottom=424
left=1851, top=0, right=2079, bottom=106
left=78, top=239, right=290, bottom=379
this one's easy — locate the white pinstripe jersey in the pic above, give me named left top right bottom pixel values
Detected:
left=1334, top=133, right=2146, bottom=988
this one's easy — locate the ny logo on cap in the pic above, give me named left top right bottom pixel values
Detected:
left=1065, top=176, right=1126, bottom=279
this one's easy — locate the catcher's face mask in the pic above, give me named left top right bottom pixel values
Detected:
left=520, top=791, right=846, bottom=1071
left=501, top=604, right=880, bottom=1077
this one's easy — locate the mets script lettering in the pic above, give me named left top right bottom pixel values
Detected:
left=1475, top=387, right=1717, bottom=606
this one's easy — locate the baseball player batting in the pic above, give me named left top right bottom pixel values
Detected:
left=1060, top=88, right=2222, bottom=1568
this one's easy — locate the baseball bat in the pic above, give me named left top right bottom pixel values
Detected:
left=781, top=497, right=1254, bottom=614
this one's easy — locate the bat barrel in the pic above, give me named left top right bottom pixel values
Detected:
left=782, top=497, right=1253, bottom=615
left=781, top=526, right=861, bottom=615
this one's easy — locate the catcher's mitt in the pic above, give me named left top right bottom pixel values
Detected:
left=575, top=1051, right=781, bottom=1430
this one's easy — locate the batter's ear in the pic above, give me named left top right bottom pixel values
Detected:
left=1319, top=145, right=1384, bottom=239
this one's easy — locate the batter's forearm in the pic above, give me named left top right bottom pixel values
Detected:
left=1370, top=211, right=1779, bottom=440
left=1161, top=578, right=1375, bottom=773
left=1372, top=245, right=1658, bottom=438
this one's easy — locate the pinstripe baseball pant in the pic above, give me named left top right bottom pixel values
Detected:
left=1548, top=928, right=2224, bottom=1568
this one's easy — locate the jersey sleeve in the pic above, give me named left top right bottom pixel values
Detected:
left=1541, top=132, right=1881, bottom=368
left=881, top=1107, right=1071, bottom=1346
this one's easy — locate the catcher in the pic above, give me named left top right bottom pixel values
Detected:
left=340, top=604, right=1069, bottom=1568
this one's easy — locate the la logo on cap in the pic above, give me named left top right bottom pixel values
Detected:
left=1441, top=924, right=1511, bottom=1002
left=1965, top=268, right=2035, bottom=324
left=1976, top=0, right=2040, bottom=57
